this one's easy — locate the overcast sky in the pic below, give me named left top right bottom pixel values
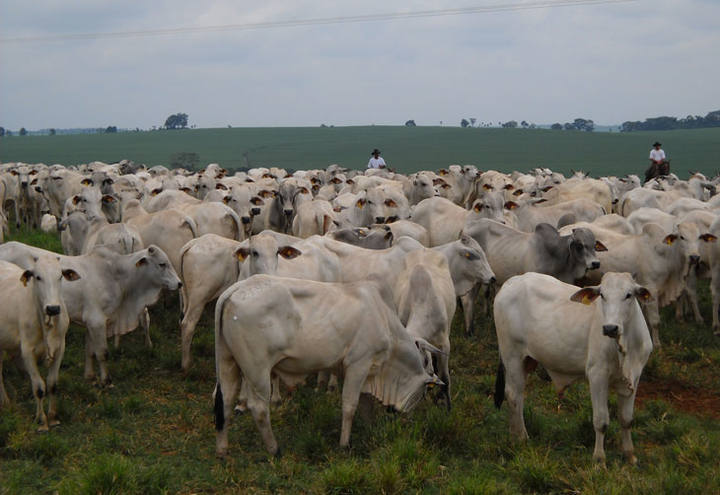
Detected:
left=0, top=0, right=718, bottom=130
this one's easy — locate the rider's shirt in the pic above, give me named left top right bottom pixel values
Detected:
left=649, top=149, right=666, bottom=162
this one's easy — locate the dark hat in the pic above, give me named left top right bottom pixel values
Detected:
left=371, top=149, right=381, bottom=155
left=653, top=141, right=662, bottom=147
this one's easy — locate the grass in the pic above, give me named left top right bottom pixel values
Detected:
left=1, top=225, right=720, bottom=493
left=2, top=126, right=720, bottom=177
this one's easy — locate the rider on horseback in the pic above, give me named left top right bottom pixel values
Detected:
left=645, top=141, right=670, bottom=183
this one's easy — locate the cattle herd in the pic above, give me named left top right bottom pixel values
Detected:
left=1, top=160, right=718, bottom=464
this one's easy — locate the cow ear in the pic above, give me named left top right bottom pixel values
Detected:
left=312, top=184, right=320, bottom=194
left=102, top=195, right=116, bottom=203
left=62, top=269, right=81, bottom=281
left=441, top=183, right=451, bottom=190
left=235, top=247, right=250, bottom=262
left=438, top=168, right=448, bottom=176
left=135, top=257, right=148, bottom=267
left=72, top=195, right=81, bottom=205
left=570, top=287, right=601, bottom=305
left=635, top=286, right=652, bottom=302
left=216, top=183, right=228, bottom=190
left=81, top=178, right=93, bottom=186
left=356, top=198, right=366, bottom=209
left=473, top=202, right=483, bottom=212
left=10, top=170, right=18, bottom=176
left=512, top=189, right=524, bottom=196
left=594, top=240, right=608, bottom=252
left=331, top=177, right=342, bottom=184
left=384, top=198, right=397, bottom=207
left=298, top=186, right=310, bottom=195
left=482, top=184, right=494, bottom=190
left=346, top=178, right=355, bottom=185
left=278, top=246, right=302, bottom=259
left=504, top=201, right=518, bottom=210
left=250, top=196, right=265, bottom=205
left=662, top=234, right=678, bottom=245
left=700, top=233, right=717, bottom=243
left=503, top=184, right=514, bottom=190
left=384, top=231, right=393, bottom=241
left=333, top=206, right=343, bottom=213
left=151, top=188, right=162, bottom=196
left=432, top=177, right=446, bottom=186
left=20, top=270, right=34, bottom=286
left=222, top=195, right=231, bottom=204
left=542, top=186, right=554, bottom=192
left=259, top=189, right=275, bottom=198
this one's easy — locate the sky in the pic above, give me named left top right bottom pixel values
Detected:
left=0, top=0, right=718, bottom=130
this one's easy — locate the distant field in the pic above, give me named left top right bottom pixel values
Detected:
left=1, top=126, right=719, bottom=178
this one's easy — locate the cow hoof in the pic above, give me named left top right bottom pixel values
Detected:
left=36, top=425, right=49, bottom=434
left=216, top=449, right=228, bottom=459
left=625, top=453, right=638, bottom=465
left=49, top=419, right=61, bottom=427
left=714, top=330, right=720, bottom=337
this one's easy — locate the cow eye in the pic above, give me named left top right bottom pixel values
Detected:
left=36, top=276, right=42, bottom=281
left=252, top=250, right=259, bottom=257
left=159, top=263, right=167, bottom=268
left=599, top=293, right=604, bottom=299
left=680, top=236, right=686, bottom=240
left=625, top=293, right=632, bottom=299
left=367, top=200, right=373, bottom=205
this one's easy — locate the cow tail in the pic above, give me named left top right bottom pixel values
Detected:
left=183, top=215, right=199, bottom=238
left=494, top=361, right=505, bottom=409
left=178, top=240, right=193, bottom=319
left=214, top=383, right=225, bottom=431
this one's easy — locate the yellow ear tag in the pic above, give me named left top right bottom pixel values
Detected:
left=581, top=295, right=593, bottom=305
left=665, top=237, right=675, bottom=245
left=427, top=382, right=435, bottom=389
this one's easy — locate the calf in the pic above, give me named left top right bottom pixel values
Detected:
left=493, top=272, right=653, bottom=464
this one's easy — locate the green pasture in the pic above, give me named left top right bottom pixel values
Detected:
left=1, top=226, right=719, bottom=493
left=2, top=126, right=720, bottom=178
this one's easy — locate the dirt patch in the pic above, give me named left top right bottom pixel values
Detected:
left=636, top=377, right=720, bottom=419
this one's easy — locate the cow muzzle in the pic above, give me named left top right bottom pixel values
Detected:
left=590, top=261, right=600, bottom=270
left=45, top=305, right=61, bottom=316
left=375, top=216, right=385, bottom=224
left=602, top=324, right=619, bottom=338
left=241, top=216, right=251, bottom=225
left=251, top=207, right=261, bottom=216
left=689, top=255, right=700, bottom=265
left=283, top=209, right=293, bottom=217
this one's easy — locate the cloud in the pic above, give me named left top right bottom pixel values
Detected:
left=1, top=0, right=718, bottom=129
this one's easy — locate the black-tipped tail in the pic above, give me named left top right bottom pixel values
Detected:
left=494, top=362, right=505, bottom=409
left=214, top=383, right=225, bottom=431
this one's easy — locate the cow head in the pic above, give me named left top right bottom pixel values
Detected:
left=470, top=192, right=506, bottom=224
left=444, top=234, right=496, bottom=295
left=134, top=245, right=182, bottom=291
left=235, top=234, right=302, bottom=277
left=569, top=228, right=603, bottom=273
left=570, top=272, right=652, bottom=393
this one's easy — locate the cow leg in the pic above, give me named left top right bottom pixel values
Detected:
left=588, top=373, right=610, bottom=463
left=180, top=301, right=205, bottom=371
left=644, top=300, right=661, bottom=347
left=46, top=339, right=66, bottom=427
left=87, top=320, right=111, bottom=385
left=712, top=280, right=720, bottom=333
left=687, top=282, right=703, bottom=325
left=113, top=331, right=121, bottom=349
left=504, top=357, right=529, bottom=441
left=270, top=374, right=282, bottom=405
left=21, top=345, right=48, bottom=432
left=460, top=285, right=478, bottom=336
left=215, top=342, right=241, bottom=457
left=84, top=329, right=96, bottom=381
left=142, top=308, right=152, bottom=348
left=339, top=364, right=371, bottom=448
left=617, top=390, right=638, bottom=464
left=246, top=385, right=276, bottom=455
left=316, top=370, right=329, bottom=391
left=0, top=357, right=10, bottom=406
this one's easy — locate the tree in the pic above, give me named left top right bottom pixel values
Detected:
left=0, top=127, right=5, bottom=137
left=164, top=113, right=189, bottom=130
left=521, top=120, right=529, bottom=128
left=49, top=128, right=56, bottom=135
left=470, top=118, right=477, bottom=127
left=573, top=118, right=594, bottom=132
left=551, top=123, right=562, bottom=130
left=405, top=120, right=416, bottom=127
left=19, top=127, right=27, bottom=136
left=105, top=126, right=117, bottom=133
left=502, top=120, right=518, bottom=128
left=460, top=118, right=470, bottom=128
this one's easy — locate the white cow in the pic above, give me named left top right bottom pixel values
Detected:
left=213, top=274, right=443, bottom=456
left=0, top=255, right=81, bottom=431
left=494, top=272, right=652, bottom=464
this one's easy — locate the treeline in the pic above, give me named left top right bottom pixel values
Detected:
left=621, top=110, right=720, bottom=132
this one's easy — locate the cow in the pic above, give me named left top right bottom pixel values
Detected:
left=213, top=274, right=444, bottom=456
left=0, top=255, right=81, bottom=431
left=493, top=272, right=653, bottom=464
left=0, top=242, right=181, bottom=384
left=268, top=179, right=312, bottom=233
left=505, top=198, right=606, bottom=233
left=464, top=220, right=604, bottom=285
left=329, top=227, right=394, bottom=249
